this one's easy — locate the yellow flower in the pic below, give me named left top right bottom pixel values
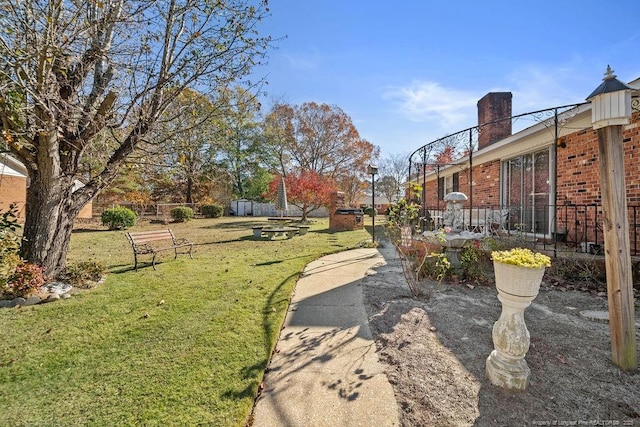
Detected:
left=491, top=248, right=551, bottom=269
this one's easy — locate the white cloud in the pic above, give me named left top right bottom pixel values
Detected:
left=284, top=51, right=322, bottom=71
left=383, top=81, right=480, bottom=128
left=505, top=64, right=593, bottom=113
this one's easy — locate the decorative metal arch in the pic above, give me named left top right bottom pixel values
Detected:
left=408, top=102, right=589, bottom=215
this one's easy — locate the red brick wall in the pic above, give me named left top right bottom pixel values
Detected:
left=423, top=179, right=439, bottom=207
left=468, top=160, right=501, bottom=207
left=329, top=191, right=363, bottom=231
left=554, top=113, right=640, bottom=245
left=422, top=161, right=501, bottom=209
left=557, top=112, right=640, bottom=206
left=0, top=175, right=26, bottom=219
left=0, top=174, right=93, bottom=221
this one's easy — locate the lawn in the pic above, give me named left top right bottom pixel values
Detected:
left=0, top=217, right=372, bottom=426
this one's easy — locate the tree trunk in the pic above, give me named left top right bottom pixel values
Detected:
left=186, top=176, right=194, bottom=204
left=20, top=167, right=86, bottom=279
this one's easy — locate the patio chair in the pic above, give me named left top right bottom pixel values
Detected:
left=487, top=209, right=510, bottom=235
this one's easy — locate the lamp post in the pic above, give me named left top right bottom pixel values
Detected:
left=586, top=66, right=637, bottom=371
left=367, top=164, right=378, bottom=243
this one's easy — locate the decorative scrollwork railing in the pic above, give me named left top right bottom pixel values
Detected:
left=408, top=102, right=590, bottom=213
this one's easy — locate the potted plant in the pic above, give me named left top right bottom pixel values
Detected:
left=486, top=248, right=551, bottom=391
left=491, top=248, right=551, bottom=298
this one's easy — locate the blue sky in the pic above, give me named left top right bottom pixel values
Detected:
left=254, top=0, right=640, bottom=158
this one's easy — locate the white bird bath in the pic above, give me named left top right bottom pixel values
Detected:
left=422, top=192, right=482, bottom=272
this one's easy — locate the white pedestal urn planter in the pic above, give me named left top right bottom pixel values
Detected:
left=486, top=248, right=551, bottom=391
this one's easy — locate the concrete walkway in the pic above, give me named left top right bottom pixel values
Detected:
left=251, top=247, right=400, bottom=427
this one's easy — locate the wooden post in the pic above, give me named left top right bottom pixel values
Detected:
left=596, top=124, right=638, bottom=371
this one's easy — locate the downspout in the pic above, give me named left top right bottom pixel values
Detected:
left=468, top=128, right=474, bottom=210
left=408, top=159, right=412, bottom=202
left=422, top=148, right=427, bottom=217
left=553, top=107, right=559, bottom=257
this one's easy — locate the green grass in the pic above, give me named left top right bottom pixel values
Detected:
left=0, top=217, right=372, bottom=426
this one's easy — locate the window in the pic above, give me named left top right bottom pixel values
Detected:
left=442, top=172, right=459, bottom=198
left=501, top=149, right=551, bottom=234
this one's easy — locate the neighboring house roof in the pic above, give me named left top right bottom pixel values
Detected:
left=360, top=195, right=392, bottom=206
left=0, top=154, right=87, bottom=191
left=0, top=154, right=27, bottom=178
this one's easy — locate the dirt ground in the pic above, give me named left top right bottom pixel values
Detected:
left=362, top=244, right=640, bottom=427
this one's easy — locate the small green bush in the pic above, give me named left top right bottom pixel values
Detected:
left=0, top=204, right=22, bottom=288
left=0, top=203, right=20, bottom=232
left=418, top=252, right=450, bottom=282
left=60, top=261, right=107, bottom=289
left=201, top=204, right=224, bottom=218
left=171, top=206, right=194, bottom=222
left=460, top=244, right=491, bottom=282
left=363, top=206, right=377, bottom=217
left=101, top=207, right=137, bottom=230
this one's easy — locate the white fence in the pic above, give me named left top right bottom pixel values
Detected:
left=230, top=199, right=328, bottom=217
left=93, top=200, right=330, bottom=219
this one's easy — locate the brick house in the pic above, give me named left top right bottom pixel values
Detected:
left=0, top=155, right=27, bottom=219
left=359, top=194, right=391, bottom=215
left=409, top=76, right=640, bottom=253
left=0, top=154, right=93, bottom=221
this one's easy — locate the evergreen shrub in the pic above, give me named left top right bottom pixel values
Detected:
left=171, top=206, right=194, bottom=222
left=101, top=207, right=137, bottom=230
left=201, top=204, right=224, bottom=218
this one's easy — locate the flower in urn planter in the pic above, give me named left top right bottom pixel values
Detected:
left=491, top=248, right=550, bottom=269
left=486, top=247, right=551, bottom=391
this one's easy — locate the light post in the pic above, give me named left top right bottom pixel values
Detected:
left=586, top=65, right=637, bottom=371
left=367, top=164, right=378, bottom=243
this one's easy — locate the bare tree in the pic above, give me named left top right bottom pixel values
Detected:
left=0, top=0, right=271, bottom=275
left=378, top=152, right=410, bottom=203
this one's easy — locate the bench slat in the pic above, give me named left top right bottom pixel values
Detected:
left=126, top=229, right=193, bottom=270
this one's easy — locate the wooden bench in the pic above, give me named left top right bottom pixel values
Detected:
left=126, top=229, right=193, bottom=270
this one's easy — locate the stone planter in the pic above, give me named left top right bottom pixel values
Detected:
left=486, top=261, right=545, bottom=391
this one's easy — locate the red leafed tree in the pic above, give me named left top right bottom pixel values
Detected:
left=267, top=171, right=336, bottom=221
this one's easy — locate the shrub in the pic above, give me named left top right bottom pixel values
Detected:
left=0, top=204, right=22, bottom=289
left=418, top=252, right=450, bottom=282
left=171, top=206, right=194, bottom=222
left=201, top=204, right=224, bottom=218
left=460, top=243, right=491, bottom=282
left=363, top=206, right=376, bottom=217
left=548, top=254, right=604, bottom=290
left=386, top=198, right=419, bottom=229
left=101, top=207, right=137, bottom=230
left=60, top=261, right=106, bottom=289
left=5, top=261, right=47, bottom=298
left=0, top=203, right=20, bottom=232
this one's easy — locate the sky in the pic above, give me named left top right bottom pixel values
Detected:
left=251, top=0, right=640, bottom=158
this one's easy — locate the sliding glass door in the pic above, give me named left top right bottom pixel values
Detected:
left=502, top=149, right=551, bottom=234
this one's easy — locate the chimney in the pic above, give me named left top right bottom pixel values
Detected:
left=477, top=92, right=512, bottom=149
